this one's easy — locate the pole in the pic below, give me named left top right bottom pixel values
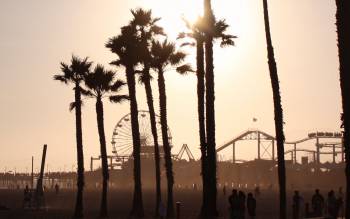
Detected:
left=31, top=156, right=34, bottom=189
left=232, top=142, right=236, bottom=164
left=272, top=140, right=275, bottom=161
left=316, top=138, right=320, bottom=165
left=341, top=137, right=345, bottom=163
left=257, top=131, right=261, bottom=160
left=294, top=143, right=297, bottom=164
left=333, top=144, right=336, bottom=164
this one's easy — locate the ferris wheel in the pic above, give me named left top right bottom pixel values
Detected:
left=111, top=110, right=172, bottom=158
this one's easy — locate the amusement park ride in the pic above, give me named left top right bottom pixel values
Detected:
left=90, top=111, right=344, bottom=171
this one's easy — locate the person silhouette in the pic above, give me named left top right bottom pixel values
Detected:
left=326, top=190, right=338, bottom=219
left=55, top=183, right=60, bottom=195
left=337, top=187, right=344, bottom=217
left=159, top=201, right=166, bottom=219
left=229, top=189, right=239, bottom=219
left=312, top=189, right=324, bottom=217
left=238, top=191, right=246, bottom=219
left=254, top=186, right=260, bottom=198
left=247, top=193, right=256, bottom=219
left=23, top=185, right=31, bottom=208
left=292, top=190, right=302, bottom=219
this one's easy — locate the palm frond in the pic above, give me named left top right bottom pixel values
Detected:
left=176, top=64, right=194, bottom=75
left=109, top=95, right=130, bottom=104
left=110, top=60, right=123, bottom=67
left=110, top=79, right=127, bottom=92
left=169, top=51, right=186, bottom=65
left=69, top=101, right=83, bottom=112
left=53, top=75, right=68, bottom=84
left=180, top=42, right=195, bottom=47
left=80, top=87, right=95, bottom=97
left=150, top=25, right=165, bottom=36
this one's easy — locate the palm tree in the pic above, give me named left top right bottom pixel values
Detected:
left=150, top=39, right=192, bottom=217
left=202, top=0, right=236, bottom=215
left=106, top=24, right=145, bottom=217
left=83, top=64, right=128, bottom=218
left=53, top=55, right=92, bottom=218
left=335, top=1, right=350, bottom=218
left=178, top=17, right=208, bottom=214
left=179, top=16, right=235, bottom=216
left=262, top=0, right=286, bottom=218
left=131, top=8, right=165, bottom=215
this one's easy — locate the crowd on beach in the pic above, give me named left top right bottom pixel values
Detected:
left=225, top=186, right=344, bottom=219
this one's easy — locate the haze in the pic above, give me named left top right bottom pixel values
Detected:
left=0, top=0, right=341, bottom=172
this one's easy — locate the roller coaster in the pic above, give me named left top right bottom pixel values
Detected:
left=216, top=129, right=344, bottom=166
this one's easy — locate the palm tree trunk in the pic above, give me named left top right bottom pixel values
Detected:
left=204, top=0, right=218, bottom=216
left=143, top=69, right=162, bottom=216
left=157, top=67, right=174, bottom=217
left=262, top=1, right=286, bottom=218
left=96, top=97, right=109, bottom=218
left=126, top=64, right=144, bottom=217
left=197, top=39, right=208, bottom=216
left=335, top=1, right=350, bottom=218
left=74, top=83, right=85, bottom=218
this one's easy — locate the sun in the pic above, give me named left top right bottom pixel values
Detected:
left=141, top=0, right=203, bottom=39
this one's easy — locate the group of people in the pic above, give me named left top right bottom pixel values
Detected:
left=228, top=189, right=256, bottom=219
left=293, top=188, right=343, bottom=219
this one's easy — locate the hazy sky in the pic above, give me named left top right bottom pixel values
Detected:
left=0, top=0, right=342, bottom=172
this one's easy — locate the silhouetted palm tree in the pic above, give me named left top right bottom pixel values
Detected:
left=203, top=0, right=236, bottom=215
left=179, top=16, right=235, bottom=216
left=83, top=64, right=128, bottom=218
left=106, top=24, right=145, bottom=217
left=178, top=17, right=208, bottom=214
left=53, top=55, right=92, bottom=218
left=131, top=8, right=165, bottom=215
left=262, top=0, right=286, bottom=218
left=335, top=1, right=350, bottom=218
left=150, top=39, right=192, bottom=217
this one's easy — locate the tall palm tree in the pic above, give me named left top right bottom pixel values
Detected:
left=53, top=55, right=92, bottom=218
left=178, top=17, right=208, bottom=214
left=106, top=24, right=144, bottom=217
left=131, top=8, right=165, bottom=216
left=179, top=16, right=234, bottom=216
left=83, top=64, right=128, bottom=218
left=203, top=0, right=218, bottom=215
left=335, top=1, right=350, bottom=218
left=202, top=0, right=236, bottom=215
left=262, top=0, right=286, bottom=218
left=150, top=39, right=192, bottom=217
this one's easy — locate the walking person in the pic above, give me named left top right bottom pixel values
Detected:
left=292, top=190, right=302, bottom=219
left=326, top=190, right=338, bottom=219
left=229, top=189, right=240, bottom=219
left=337, top=187, right=344, bottom=218
left=238, top=191, right=246, bottom=219
left=247, top=193, right=256, bottom=219
left=311, top=189, right=325, bottom=217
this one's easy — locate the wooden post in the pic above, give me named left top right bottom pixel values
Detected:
left=257, top=131, right=261, bottom=160
left=31, top=156, right=34, bottom=189
left=232, top=142, right=236, bottom=164
left=316, top=138, right=320, bottom=165
left=294, top=143, right=297, bottom=164
left=333, top=144, right=336, bottom=164
left=272, top=140, right=275, bottom=161
left=341, top=137, right=344, bottom=163
left=176, top=202, right=181, bottom=219
left=36, top=145, right=47, bottom=192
